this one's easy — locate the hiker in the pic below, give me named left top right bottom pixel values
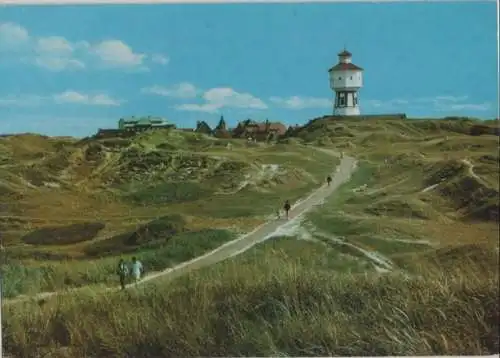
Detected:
left=130, top=257, right=144, bottom=284
left=283, top=200, right=291, bottom=220
left=326, top=175, right=332, bottom=186
left=117, top=258, right=129, bottom=290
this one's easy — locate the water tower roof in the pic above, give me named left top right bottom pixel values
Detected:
left=328, top=62, right=364, bottom=72
left=338, top=50, right=352, bottom=57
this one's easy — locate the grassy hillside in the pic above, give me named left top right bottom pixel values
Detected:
left=1, top=117, right=499, bottom=357
left=0, top=128, right=339, bottom=298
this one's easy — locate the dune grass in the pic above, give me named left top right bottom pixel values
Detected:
left=1, top=228, right=235, bottom=299
left=2, top=119, right=499, bottom=357
left=3, top=245, right=498, bottom=357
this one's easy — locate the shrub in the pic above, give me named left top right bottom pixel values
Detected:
left=126, top=214, right=187, bottom=245
left=84, top=215, right=187, bottom=256
left=22, top=222, right=106, bottom=245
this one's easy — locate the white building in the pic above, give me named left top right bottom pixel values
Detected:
left=328, top=49, right=364, bottom=116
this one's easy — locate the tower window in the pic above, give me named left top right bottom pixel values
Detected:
left=339, top=93, right=346, bottom=106
left=350, top=76, right=352, bottom=80
left=338, top=77, right=341, bottom=80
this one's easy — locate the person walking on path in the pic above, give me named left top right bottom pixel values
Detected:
left=117, top=258, right=129, bottom=290
left=130, top=257, right=144, bottom=284
left=283, top=200, right=291, bottom=220
left=326, top=175, right=332, bottom=186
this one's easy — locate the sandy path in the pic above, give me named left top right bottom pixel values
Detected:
left=4, top=155, right=357, bottom=305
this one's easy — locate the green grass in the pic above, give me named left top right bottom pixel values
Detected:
left=306, top=163, right=375, bottom=236
left=2, top=123, right=499, bottom=357
left=351, top=235, right=431, bottom=256
left=4, top=249, right=498, bottom=357
left=1, top=229, right=235, bottom=298
left=123, top=181, right=214, bottom=205
left=222, top=236, right=371, bottom=273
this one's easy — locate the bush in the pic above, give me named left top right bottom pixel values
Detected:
left=126, top=214, right=187, bottom=245
left=22, top=222, right=105, bottom=245
left=84, top=215, right=187, bottom=256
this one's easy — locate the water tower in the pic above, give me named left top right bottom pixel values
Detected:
left=328, top=49, right=364, bottom=116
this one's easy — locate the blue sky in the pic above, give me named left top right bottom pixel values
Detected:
left=0, top=1, right=498, bottom=137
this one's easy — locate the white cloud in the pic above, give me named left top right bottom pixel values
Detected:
left=0, top=22, right=30, bottom=50
left=53, top=91, right=123, bottom=106
left=27, top=35, right=86, bottom=71
left=90, top=40, right=146, bottom=69
left=433, top=95, right=469, bottom=102
left=151, top=54, right=169, bottom=65
left=0, top=22, right=159, bottom=72
left=203, top=88, right=268, bottom=109
left=35, top=36, right=74, bottom=56
left=34, top=57, right=85, bottom=71
left=174, top=103, right=221, bottom=113
left=0, top=91, right=122, bottom=107
left=270, top=96, right=331, bottom=110
left=173, top=86, right=268, bottom=113
left=268, top=94, right=490, bottom=114
left=438, top=102, right=491, bottom=111
left=142, top=82, right=199, bottom=99
left=364, top=95, right=492, bottom=112
left=0, top=94, right=44, bottom=107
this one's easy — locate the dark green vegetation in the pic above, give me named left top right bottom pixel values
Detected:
left=2, top=225, right=235, bottom=299
left=21, top=222, right=106, bottom=245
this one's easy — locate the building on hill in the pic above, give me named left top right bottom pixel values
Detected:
left=232, top=119, right=258, bottom=138
left=213, top=115, right=232, bottom=138
left=214, top=128, right=232, bottom=138
left=328, top=48, right=363, bottom=116
left=215, top=116, right=227, bottom=131
left=118, top=116, right=174, bottom=131
left=264, top=121, right=288, bottom=141
left=95, top=116, right=175, bottom=138
left=284, top=124, right=302, bottom=137
left=195, top=121, right=213, bottom=135
left=233, top=119, right=287, bottom=141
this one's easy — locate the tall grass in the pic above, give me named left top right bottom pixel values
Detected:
left=1, top=229, right=235, bottom=298
left=3, top=247, right=498, bottom=357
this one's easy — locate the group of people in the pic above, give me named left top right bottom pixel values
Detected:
left=117, top=256, right=144, bottom=290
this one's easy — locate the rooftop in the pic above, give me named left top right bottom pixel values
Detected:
left=338, top=49, right=352, bottom=57
left=328, top=62, right=364, bottom=72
